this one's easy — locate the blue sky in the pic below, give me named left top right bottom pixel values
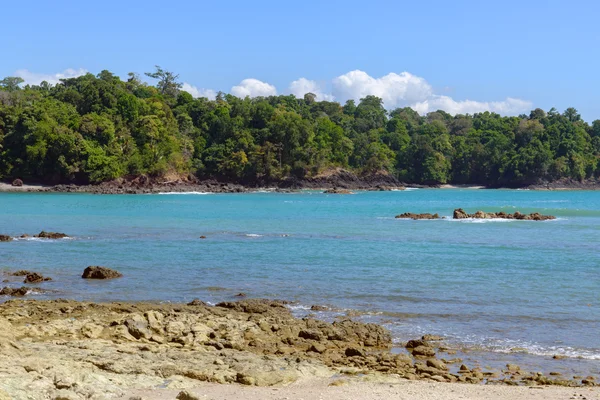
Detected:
left=3, top=0, right=600, bottom=120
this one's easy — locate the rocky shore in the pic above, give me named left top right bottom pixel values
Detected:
left=0, top=298, right=595, bottom=399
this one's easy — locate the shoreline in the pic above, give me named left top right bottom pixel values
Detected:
left=2, top=180, right=600, bottom=195
left=0, top=299, right=596, bottom=399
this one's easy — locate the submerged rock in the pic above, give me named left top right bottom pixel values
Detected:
left=35, top=231, right=69, bottom=239
left=453, top=208, right=556, bottom=221
left=395, top=213, right=440, bottom=220
left=10, top=270, right=32, bottom=276
left=82, top=266, right=123, bottom=279
left=0, top=235, right=13, bottom=242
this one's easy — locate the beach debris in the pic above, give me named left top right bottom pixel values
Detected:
left=395, top=213, right=440, bottom=220
left=11, top=178, right=23, bottom=187
left=35, top=231, right=69, bottom=239
left=82, top=266, right=123, bottom=279
left=0, top=235, right=13, bottom=242
left=453, top=208, right=556, bottom=220
left=23, top=272, right=52, bottom=284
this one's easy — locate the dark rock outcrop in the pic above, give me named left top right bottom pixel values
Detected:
left=10, top=270, right=32, bottom=276
left=395, top=213, right=440, bottom=220
left=82, top=266, right=123, bottom=279
left=323, top=188, right=354, bottom=194
left=0, top=235, right=13, bottom=242
left=35, top=231, right=69, bottom=239
left=23, top=273, right=52, bottom=284
left=453, top=208, right=556, bottom=221
left=0, top=287, right=29, bottom=296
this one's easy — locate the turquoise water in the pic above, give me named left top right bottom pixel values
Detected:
left=0, top=189, right=599, bottom=373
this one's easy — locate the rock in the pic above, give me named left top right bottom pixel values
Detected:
left=452, top=209, right=555, bottom=221
left=0, top=235, right=12, bottom=242
left=310, top=305, right=330, bottom=311
left=176, top=391, right=200, bottom=400
left=10, top=270, right=31, bottom=276
left=82, top=266, right=123, bottom=279
left=506, top=363, right=521, bottom=372
left=24, top=272, right=52, bottom=284
left=426, top=359, right=448, bottom=371
left=453, top=208, right=469, bottom=219
left=35, top=231, right=69, bottom=239
left=216, top=299, right=289, bottom=314
left=323, top=188, right=354, bottom=194
left=422, top=334, right=443, bottom=341
left=405, top=339, right=429, bottom=349
left=11, top=178, right=23, bottom=187
left=199, top=235, right=207, bottom=239
left=395, top=213, right=440, bottom=220
left=552, top=354, right=566, bottom=360
left=187, top=299, right=208, bottom=306
left=345, top=347, right=365, bottom=357
left=0, top=286, right=29, bottom=296
left=411, top=345, right=435, bottom=357
left=459, top=364, right=470, bottom=372
left=235, top=292, right=247, bottom=297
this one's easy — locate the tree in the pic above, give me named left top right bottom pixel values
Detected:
left=145, top=66, right=182, bottom=98
left=0, top=77, right=24, bottom=91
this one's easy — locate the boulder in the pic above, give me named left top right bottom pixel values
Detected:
left=82, top=266, right=123, bottom=279
left=422, top=334, right=443, bottom=341
left=35, top=231, right=69, bottom=239
left=0, top=235, right=12, bottom=242
left=453, top=208, right=469, bottom=219
left=187, top=299, right=209, bottom=306
left=23, top=272, right=52, bottom=284
left=395, top=213, right=440, bottom=220
left=0, top=286, right=29, bottom=296
left=411, top=345, right=436, bottom=357
left=11, top=178, right=23, bottom=187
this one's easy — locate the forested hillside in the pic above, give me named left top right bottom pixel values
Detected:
left=1, top=68, right=599, bottom=186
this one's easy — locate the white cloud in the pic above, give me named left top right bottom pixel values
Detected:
left=231, top=78, right=277, bottom=98
left=288, top=78, right=335, bottom=101
left=181, top=82, right=217, bottom=100
left=15, top=68, right=87, bottom=86
left=330, top=69, right=531, bottom=116
left=412, top=96, right=533, bottom=116
left=332, top=70, right=433, bottom=108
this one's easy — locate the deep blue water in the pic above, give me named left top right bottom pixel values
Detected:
left=0, top=189, right=598, bottom=372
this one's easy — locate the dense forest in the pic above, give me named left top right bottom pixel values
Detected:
left=1, top=68, right=599, bottom=187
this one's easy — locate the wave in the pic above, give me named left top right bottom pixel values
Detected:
left=157, top=191, right=213, bottom=195
left=13, top=236, right=74, bottom=242
left=403, top=188, right=419, bottom=191
left=245, top=233, right=263, bottom=237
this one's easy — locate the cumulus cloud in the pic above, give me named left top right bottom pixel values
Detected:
left=288, top=78, right=335, bottom=101
left=15, top=68, right=87, bottom=86
left=330, top=69, right=531, bottom=116
left=332, top=70, right=433, bottom=108
left=231, top=78, right=277, bottom=98
left=181, top=82, right=217, bottom=100
left=412, top=96, right=533, bottom=116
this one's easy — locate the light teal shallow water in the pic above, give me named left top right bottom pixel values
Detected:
left=0, top=189, right=599, bottom=373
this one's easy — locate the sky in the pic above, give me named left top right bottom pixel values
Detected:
left=3, top=0, right=600, bottom=120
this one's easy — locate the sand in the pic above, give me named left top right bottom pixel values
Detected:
left=125, top=378, right=600, bottom=400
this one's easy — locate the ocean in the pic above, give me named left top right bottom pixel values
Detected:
left=0, top=189, right=598, bottom=376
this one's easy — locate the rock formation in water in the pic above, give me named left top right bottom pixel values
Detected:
left=81, top=266, right=123, bottom=279
left=395, top=213, right=440, bottom=220
left=453, top=208, right=556, bottom=221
